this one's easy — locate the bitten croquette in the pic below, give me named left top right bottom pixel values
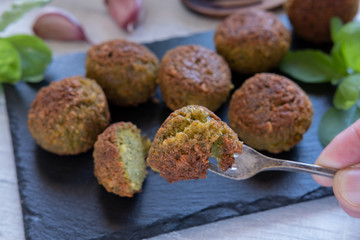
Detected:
left=86, top=39, right=159, bottom=107
left=27, top=76, right=111, bottom=155
left=147, top=105, right=243, bottom=183
left=93, top=122, right=150, bottom=197
left=228, top=73, right=313, bottom=153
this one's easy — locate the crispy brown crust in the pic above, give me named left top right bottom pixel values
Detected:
left=228, top=73, right=313, bottom=153
left=158, top=45, right=233, bottom=111
left=27, top=76, right=110, bottom=155
left=93, top=122, right=147, bottom=197
left=147, top=105, right=242, bottom=183
left=285, top=0, right=359, bottom=43
left=86, top=39, right=159, bottom=106
left=214, top=8, right=290, bottom=74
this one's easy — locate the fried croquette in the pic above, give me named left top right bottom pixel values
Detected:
left=93, top=122, right=150, bottom=197
left=86, top=39, right=159, bottom=106
left=28, top=76, right=111, bottom=155
left=285, top=0, right=359, bottom=43
left=158, top=45, right=233, bottom=111
left=214, top=8, right=291, bottom=74
left=147, top=105, right=243, bottom=183
left=228, top=73, right=313, bottom=153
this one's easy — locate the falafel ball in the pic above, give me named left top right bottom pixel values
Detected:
left=158, top=45, right=233, bottom=111
left=147, top=105, right=243, bottom=183
left=86, top=39, right=159, bottom=106
left=93, top=122, right=150, bottom=197
left=28, top=76, right=111, bottom=155
left=228, top=73, right=313, bottom=153
left=214, top=8, right=291, bottom=74
left=285, top=0, right=359, bottom=44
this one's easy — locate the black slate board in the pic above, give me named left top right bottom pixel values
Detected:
left=5, top=28, right=335, bottom=240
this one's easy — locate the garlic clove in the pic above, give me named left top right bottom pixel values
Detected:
left=33, top=8, right=89, bottom=42
left=105, top=0, right=144, bottom=32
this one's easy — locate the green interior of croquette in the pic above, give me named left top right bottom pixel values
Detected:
left=210, top=137, right=225, bottom=161
left=164, top=108, right=229, bottom=162
left=115, top=128, right=147, bottom=191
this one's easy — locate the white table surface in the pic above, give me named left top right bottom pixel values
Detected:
left=0, top=1, right=359, bottom=239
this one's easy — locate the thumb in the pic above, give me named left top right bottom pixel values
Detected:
left=333, top=164, right=360, bottom=218
left=314, top=118, right=360, bottom=187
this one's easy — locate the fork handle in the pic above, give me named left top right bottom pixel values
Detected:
left=264, top=158, right=337, bottom=178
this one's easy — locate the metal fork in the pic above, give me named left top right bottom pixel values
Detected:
left=209, top=145, right=337, bottom=180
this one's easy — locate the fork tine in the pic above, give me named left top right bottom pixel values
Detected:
left=208, top=163, right=241, bottom=180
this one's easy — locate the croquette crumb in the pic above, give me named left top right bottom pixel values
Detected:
left=147, top=105, right=243, bottom=183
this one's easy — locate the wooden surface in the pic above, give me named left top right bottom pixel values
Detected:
left=0, top=0, right=360, bottom=239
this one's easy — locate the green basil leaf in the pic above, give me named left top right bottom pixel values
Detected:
left=0, top=0, right=52, bottom=31
left=334, top=21, right=360, bottom=42
left=334, top=74, right=360, bottom=110
left=318, top=105, right=360, bottom=147
left=341, top=38, right=360, bottom=72
left=334, top=21, right=360, bottom=72
left=331, top=41, right=348, bottom=76
left=6, top=34, right=52, bottom=83
left=330, top=17, right=343, bottom=42
left=279, top=50, right=343, bottom=83
left=0, top=38, right=21, bottom=84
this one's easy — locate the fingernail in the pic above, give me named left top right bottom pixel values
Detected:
left=338, top=167, right=360, bottom=206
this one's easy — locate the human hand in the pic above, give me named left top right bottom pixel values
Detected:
left=313, top=119, right=360, bottom=217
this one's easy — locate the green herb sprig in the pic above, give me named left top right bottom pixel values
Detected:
left=0, top=0, right=52, bottom=84
left=279, top=18, right=360, bottom=147
left=0, top=35, right=52, bottom=84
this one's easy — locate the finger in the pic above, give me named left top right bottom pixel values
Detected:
left=338, top=202, right=360, bottom=218
left=333, top=164, right=360, bottom=218
left=313, top=119, right=360, bottom=186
